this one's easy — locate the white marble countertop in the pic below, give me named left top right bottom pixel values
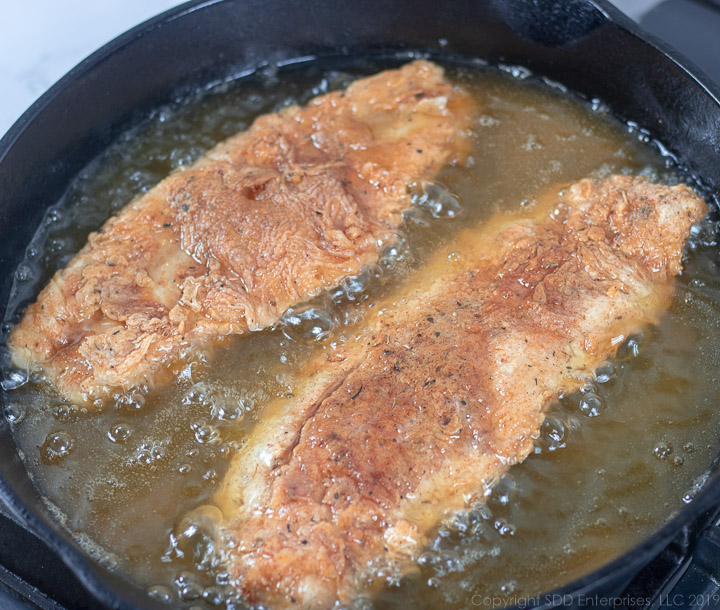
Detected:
left=0, top=0, right=659, bottom=140
left=0, top=0, right=182, bottom=138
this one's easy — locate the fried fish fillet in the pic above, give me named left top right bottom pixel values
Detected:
left=8, top=60, right=474, bottom=404
left=213, top=176, right=706, bottom=608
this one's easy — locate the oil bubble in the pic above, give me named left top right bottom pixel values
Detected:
left=183, top=383, right=245, bottom=421
left=494, top=519, right=515, bottom=537
left=114, top=390, right=146, bottom=412
left=182, top=382, right=210, bottom=405
left=688, top=218, right=719, bottom=250
left=135, top=441, right=167, bottom=465
left=653, top=441, right=673, bottom=461
left=617, top=335, right=642, bottom=360
left=403, top=207, right=430, bottom=227
left=191, top=419, right=220, bottom=445
left=14, top=263, right=36, bottom=283
left=137, top=450, right=153, bottom=466
left=218, top=441, right=237, bottom=457
left=488, top=476, right=517, bottom=507
left=681, top=473, right=708, bottom=504
left=590, top=98, right=610, bottom=113
left=501, top=581, right=518, bottom=594
left=333, top=267, right=374, bottom=304
left=175, top=571, right=203, bottom=601
left=175, top=570, right=197, bottom=587
left=595, top=362, right=616, bottom=384
left=479, top=114, right=500, bottom=127
left=52, top=404, right=78, bottom=421
left=1, top=369, right=28, bottom=391
left=108, top=423, right=132, bottom=444
left=4, top=403, right=24, bottom=424
left=214, top=572, right=230, bottom=587
left=99, top=553, right=118, bottom=570
left=409, top=181, right=463, bottom=219
left=164, top=506, right=222, bottom=564
left=47, top=237, right=71, bottom=255
left=169, top=146, right=205, bottom=169
left=379, top=237, right=411, bottom=270
left=202, top=586, right=226, bottom=606
left=540, top=417, right=567, bottom=451
left=281, top=305, right=334, bottom=344
left=579, top=392, right=605, bottom=417
left=44, top=208, right=64, bottom=225
left=41, top=431, right=74, bottom=465
left=499, top=64, right=532, bottom=79
left=522, top=134, right=543, bottom=151
left=147, top=585, right=173, bottom=603
left=178, top=464, right=192, bottom=475
left=217, top=399, right=245, bottom=421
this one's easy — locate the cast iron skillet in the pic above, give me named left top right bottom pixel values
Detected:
left=1, top=0, right=719, bottom=608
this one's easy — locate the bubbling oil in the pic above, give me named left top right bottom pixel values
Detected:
left=3, top=60, right=720, bottom=609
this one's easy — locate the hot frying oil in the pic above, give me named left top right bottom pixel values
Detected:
left=4, top=61, right=720, bottom=608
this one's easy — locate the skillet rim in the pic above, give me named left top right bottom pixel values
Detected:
left=0, top=0, right=719, bottom=608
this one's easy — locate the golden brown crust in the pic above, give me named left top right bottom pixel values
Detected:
left=8, top=61, right=475, bottom=403
left=214, top=176, right=706, bottom=608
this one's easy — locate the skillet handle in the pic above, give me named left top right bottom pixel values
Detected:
left=655, top=523, right=720, bottom=609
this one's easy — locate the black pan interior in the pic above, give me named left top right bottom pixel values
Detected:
left=1, top=0, right=720, bottom=608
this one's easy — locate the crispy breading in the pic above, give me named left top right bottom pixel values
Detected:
left=8, top=61, right=475, bottom=403
left=214, top=176, right=706, bottom=608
